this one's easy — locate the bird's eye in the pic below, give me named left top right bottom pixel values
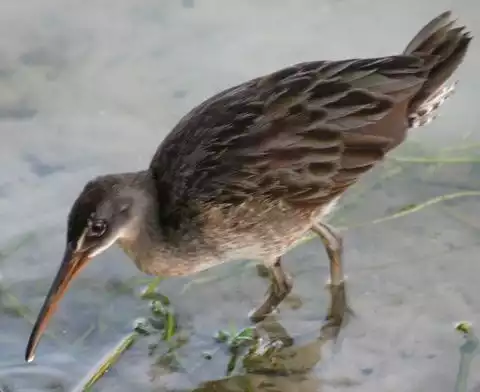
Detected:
left=88, top=220, right=107, bottom=237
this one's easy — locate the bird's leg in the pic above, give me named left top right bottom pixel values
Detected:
left=311, top=222, right=353, bottom=330
left=311, top=222, right=344, bottom=286
left=249, top=257, right=293, bottom=322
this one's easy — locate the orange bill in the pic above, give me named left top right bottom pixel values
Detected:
left=25, top=245, right=91, bottom=362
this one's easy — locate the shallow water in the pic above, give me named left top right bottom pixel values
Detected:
left=1, top=0, right=480, bottom=391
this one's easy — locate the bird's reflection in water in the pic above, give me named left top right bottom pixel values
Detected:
left=191, top=282, right=351, bottom=392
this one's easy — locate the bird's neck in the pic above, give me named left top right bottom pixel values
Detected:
left=115, top=170, right=205, bottom=275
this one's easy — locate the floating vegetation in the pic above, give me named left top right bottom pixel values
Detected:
left=347, top=190, right=480, bottom=229
left=74, top=288, right=177, bottom=391
left=455, top=321, right=473, bottom=336
left=392, top=156, right=480, bottom=164
left=441, top=142, right=480, bottom=153
left=453, top=321, right=479, bottom=392
left=74, top=326, right=142, bottom=392
left=213, top=326, right=258, bottom=375
left=290, top=190, right=480, bottom=251
left=214, top=326, right=257, bottom=349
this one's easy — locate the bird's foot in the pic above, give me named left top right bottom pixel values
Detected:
left=409, top=81, right=457, bottom=128
left=249, top=275, right=293, bottom=323
left=322, top=280, right=354, bottom=340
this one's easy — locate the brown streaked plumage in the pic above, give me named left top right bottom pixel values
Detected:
left=26, top=11, right=472, bottom=362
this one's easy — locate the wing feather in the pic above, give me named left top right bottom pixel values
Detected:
left=149, top=55, right=428, bottom=216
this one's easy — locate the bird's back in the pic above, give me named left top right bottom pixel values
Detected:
left=147, top=11, right=471, bottom=250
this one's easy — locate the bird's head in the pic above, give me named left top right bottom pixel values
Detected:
left=25, top=173, right=149, bottom=362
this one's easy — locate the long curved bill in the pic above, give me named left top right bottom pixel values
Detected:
left=25, top=244, right=91, bottom=363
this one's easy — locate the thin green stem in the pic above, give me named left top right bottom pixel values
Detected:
left=74, top=331, right=140, bottom=392
left=292, top=191, right=480, bottom=249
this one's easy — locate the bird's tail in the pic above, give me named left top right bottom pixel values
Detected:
left=403, top=11, right=472, bottom=127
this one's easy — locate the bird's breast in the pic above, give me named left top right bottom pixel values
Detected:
left=117, top=197, right=339, bottom=277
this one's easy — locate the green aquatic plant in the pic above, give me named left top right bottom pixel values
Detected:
left=77, top=327, right=141, bottom=392
left=75, top=287, right=177, bottom=391
left=214, top=326, right=257, bottom=349
left=453, top=322, right=479, bottom=392
left=213, top=326, right=258, bottom=375
left=455, top=321, right=473, bottom=335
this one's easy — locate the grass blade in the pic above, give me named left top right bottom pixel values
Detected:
left=73, top=331, right=140, bottom=392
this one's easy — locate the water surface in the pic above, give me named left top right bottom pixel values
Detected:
left=1, top=1, right=480, bottom=391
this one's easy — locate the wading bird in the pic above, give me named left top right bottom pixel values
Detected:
left=26, top=11, right=471, bottom=362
